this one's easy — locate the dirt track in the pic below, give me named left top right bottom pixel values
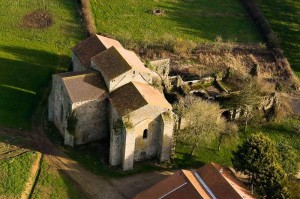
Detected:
left=0, top=126, right=173, bottom=199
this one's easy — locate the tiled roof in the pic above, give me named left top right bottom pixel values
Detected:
left=135, top=163, right=255, bottom=199
left=92, top=46, right=151, bottom=80
left=196, top=163, right=255, bottom=199
left=71, top=34, right=123, bottom=68
left=134, top=170, right=210, bottom=199
left=59, top=70, right=107, bottom=103
left=109, top=82, right=171, bottom=116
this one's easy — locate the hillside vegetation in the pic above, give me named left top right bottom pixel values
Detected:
left=0, top=0, right=84, bottom=129
left=256, top=0, right=300, bottom=77
left=91, top=0, right=261, bottom=44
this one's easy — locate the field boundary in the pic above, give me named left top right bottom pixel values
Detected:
left=240, top=0, right=299, bottom=86
left=21, top=152, right=42, bottom=199
left=78, top=0, right=96, bottom=35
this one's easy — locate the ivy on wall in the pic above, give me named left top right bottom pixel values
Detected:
left=67, top=111, right=78, bottom=136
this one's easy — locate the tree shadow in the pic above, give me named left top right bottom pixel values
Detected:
left=257, top=0, right=300, bottom=73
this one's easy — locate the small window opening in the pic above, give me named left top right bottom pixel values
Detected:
left=133, top=71, right=136, bottom=75
left=143, top=129, right=148, bottom=139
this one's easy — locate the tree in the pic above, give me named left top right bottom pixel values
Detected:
left=232, top=133, right=289, bottom=198
left=226, top=78, right=263, bottom=131
left=277, top=142, right=299, bottom=177
left=217, top=122, right=238, bottom=152
left=66, top=111, right=77, bottom=136
left=175, top=96, right=226, bottom=156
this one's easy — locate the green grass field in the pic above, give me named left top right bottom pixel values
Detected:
left=0, top=133, right=37, bottom=198
left=31, top=158, right=86, bottom=199
left=256, top=0, right=300, bottom=77
left=0, top=0, right=85, bottom=129
left=175, top=118, right=300, bottom=168
left=91, top=0, right=261, bottom=44
left=0, top=151, right=37, bottom=198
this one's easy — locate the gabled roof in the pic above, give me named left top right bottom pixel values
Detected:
left=58, top=70, right=107, bottom=103
left=91, top=46, right=151, bottom=80
left=134, top=170, right=211, bottom=199
left=135, top=163, right=255, bottom=199
left=71, top=34, right=123, bottom=68
left=196, top=163, right=255, bottom=199
left=109, top=82, right=171, bottom=117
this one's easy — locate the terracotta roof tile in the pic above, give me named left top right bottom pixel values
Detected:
left=109, top=82, right=148, bottom=116
left=71, top=34, right=123, bottom=68
left=196, top=163, right=255, bottom=199
left=134, top=170, right=204, bottom=199
left=135, top=163, right=255, bottom=199
left=59, top=70, right=107, bottom=103
left=132, top=82, right=172, bottom=109
left=92, top=46, right=151, bottom=80
left=109, top=82, right=171, bottom=116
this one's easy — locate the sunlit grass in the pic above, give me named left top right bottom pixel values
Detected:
left=31, top=158, right=86, bottom=199
left=91, top=0, right=262, bottom=44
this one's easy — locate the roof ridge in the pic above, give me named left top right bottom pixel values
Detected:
left=210, top=163, right=252, bottom=197
left=112, top=46, right=133, bottom=68
left=132, top=82, right=172, bottom=110
left=182, top=170, right=212, bottom=199
left=62, top=72, right=96, bottom=80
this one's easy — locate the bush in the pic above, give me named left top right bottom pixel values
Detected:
left=173, top=38, right=196, bottom=57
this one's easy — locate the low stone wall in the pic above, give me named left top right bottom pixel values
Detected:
left=240, top=0, right=299, bottom=88
left=240, top=0, right=278, bottom=49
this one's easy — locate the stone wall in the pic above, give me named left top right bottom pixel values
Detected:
left=133, top=117, right=160, bottom=161
left=109, top=104, right=123, bottom=166
left=48, top=75, right=73, bottom=145
left=72, top=52, right=86, bottom=71
left=109, top=70, right=152, bottom=92
left=109, top=103, right=174, bottom=170
left=158, top=111, right=175, bottom=162
left=149, top=58, right=170, bottom=77
left=72, top=97, right=109, bottom=145
left=91, top=60, right=153, bottom=92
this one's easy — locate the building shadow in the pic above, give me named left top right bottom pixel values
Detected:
left=0, top=45, right=71, bottom=129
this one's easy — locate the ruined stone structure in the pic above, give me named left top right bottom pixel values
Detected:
left=48, top=34, right=175, bottom=170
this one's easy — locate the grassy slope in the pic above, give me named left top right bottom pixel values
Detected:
left=91, top=0, right=261, bottom=44
left=175, top=118, right=300, bottom=168
left=0, top=0, right=85, bottom=129
left=256, top=0, right=300, bottom=77
left=31, top=158, right=86, bottom=199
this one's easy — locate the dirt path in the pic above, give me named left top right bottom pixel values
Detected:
left=0, top=124, right=172, bottom=198
left=21, top=152, right=42, bottom=199
left=109, top=170, right=174, bottom=198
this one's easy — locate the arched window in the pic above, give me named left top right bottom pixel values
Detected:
left=143, top=129, right=148, bottom=139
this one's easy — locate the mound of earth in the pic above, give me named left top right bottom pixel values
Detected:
left=22, top=10, right=53, bottom=29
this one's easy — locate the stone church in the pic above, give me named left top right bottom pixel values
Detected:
left=48, top=34, right=175, bottom=170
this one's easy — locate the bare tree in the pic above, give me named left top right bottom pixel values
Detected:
left=226, top=78, right=263, bottom=131
left=175, top=96, right=226, bottom=156
left=217, top=122, right=238, bottom=152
